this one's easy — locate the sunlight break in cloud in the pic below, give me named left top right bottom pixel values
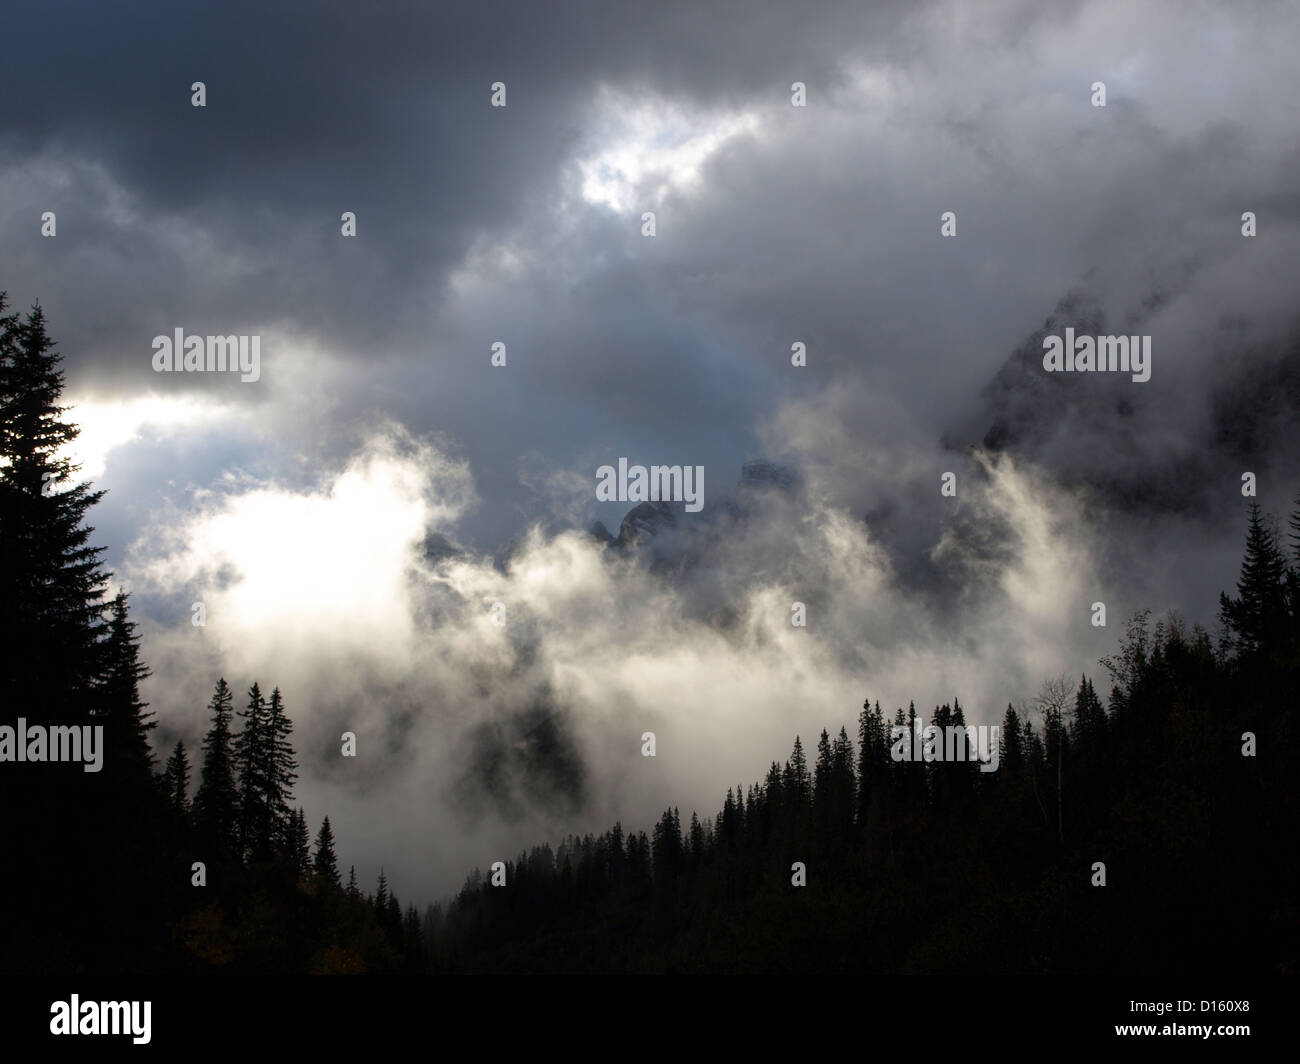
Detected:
left=576, top=87, right=762, bottom=212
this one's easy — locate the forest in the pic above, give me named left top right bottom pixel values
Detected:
left=1, top=294, right=1295, bottom=974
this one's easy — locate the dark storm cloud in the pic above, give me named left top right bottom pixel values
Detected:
left=4, top=0, right=1299, bottom=900
left=7, top=0, right=1293, bottom=516
left=0, top=0, right=928, bottom=380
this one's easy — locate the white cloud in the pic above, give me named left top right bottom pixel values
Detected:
left=125, top=409, right=1116, bottom=900
left=575, top=87, right=762, bottom=212
left=63, top=393, right=241, bottom=479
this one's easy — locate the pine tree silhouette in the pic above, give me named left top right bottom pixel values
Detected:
left=265, top=688, right=299, bottom=854
left=0, top=299, right=109, bottom=728
left=0, top=300, right=153, bottom=970
left=194, top=679, right=240, bottom=856
left=289, top=807, right=311, bottom=878
left=1220, top=502, right=1290, bottom=659
left=95, top=590, right=156, bottom=784
left=163, top=740, right=191, bottom=816
left=314, top=816, right=341, bottom=886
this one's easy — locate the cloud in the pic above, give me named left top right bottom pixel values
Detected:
left=126, top=416, right=1123, bottom=900
left=4, top=0, right=1298, bottom=904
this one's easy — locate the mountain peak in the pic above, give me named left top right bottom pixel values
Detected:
left=737, top=460, right=801, bottom=494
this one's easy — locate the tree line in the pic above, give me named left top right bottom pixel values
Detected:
left=2, top=294, right=1295, bottom=973
left=0, top=295, right=422, bottom=972
left=427, top=508, right=1298, bottom=972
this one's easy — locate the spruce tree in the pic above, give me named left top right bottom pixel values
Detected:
left=1070, top=676, right=1106, bottom=748
left=887, top=706, right=909, bottom=810
left=234, top=682, right=271, bottom=860
left=264, top=687, right=299, bottom=851
left=856, top=699, right=886, bottom=826
left=831, top=725, right=856, bottom=834
left=1000, top=704, right=1023, bottom=775
left=763, top=760, right=785, bottom=824
left=783, top=735, right=812, bottom=810
left=687, top=811, right=705, bottom=865
left=289, top=807, right=311, bottom=878
left=313, top=815, right=341, bottom=886
left=1219, top=502, right=1290, bottom=659
left=233, top=681, right=266, bottom=858
left=0, top=300, right=172, bottom=971
left=193, top=679, right=240, bottom=856
left=607, top=822, right=625, bottom=882
left=812, top=729, right=834, bottom=830
left=928, top=703, right=955, bottom=807
left=163, top=740, right=191, bottom=816
left=403, top=904, right=424, bottom=972
left=651, top=809, right=684, bottom=878
left=0, top=300, right=110, bottom=725
left=950, top=698, right=977, bottom=796
left=903, top=701, right=925, bottom=810
left=385, top=892, right=404, bottom=949
left=95, top=590, right=156, bottom=782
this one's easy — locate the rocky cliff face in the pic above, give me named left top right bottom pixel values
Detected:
left=585, top=461, right=803, bottom=556
left=614, top=500, right=678, bottom=548
left=949, top=271, right=1300, bottom=519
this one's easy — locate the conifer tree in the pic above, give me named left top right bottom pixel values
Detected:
left=651, top=809, right=683, bottom=878
left=234, top=682, right=270, bottom=860
left=811, top=730, right=832, bottom=840
left=717, top=789, right=734, bottom=841
left=948, top=698, right=981, bottom=798
left=0, top=300, right=110, bottom=724
left=813, top=728, right=834, bottom=798
left=607, top=822, right=625, bottom=882
left=403, top=904, right=424, bottom=972
left=763, top=760, right=785, bottom=824
left=0, top=302, right=178, bottom=972
left=385, top=892, right=404, bottom=949
left=832, top=727, right=855, bottom=802
left=163, top=740, right=191, bottom=816
left=314, top=816, right=341, bottom=886
left=230, top=684, right=299, bottom=862
left=635, top=830, right=653, bottom=883
left=1219, top=502, right=1290, bottom=659
left=813, top=727, right=855, bottom=844
left=95, top=590, right=156, bottom=782
left=289, top=807, right=311, bottom=878
left=688, top=811, right=705, bottom=865
left=193, top=679, right=240, bottom=855
left=887, top=706, right=909, bottom=809
left=1000, top=704, right=1023, bottom=775
left=783, top=735, right=812, bottom=810
left=928, top=703, right=955, bottom=807
left=1070, top=676, right=1106, bottom=748
left=856, top=699, right=886, bottom=825
left=264, top=687, right=299, bottom=850
left=903, top=701, right=925, bottom=810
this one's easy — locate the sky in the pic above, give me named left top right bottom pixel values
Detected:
left=2, top=0, right=1298, bottom=901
